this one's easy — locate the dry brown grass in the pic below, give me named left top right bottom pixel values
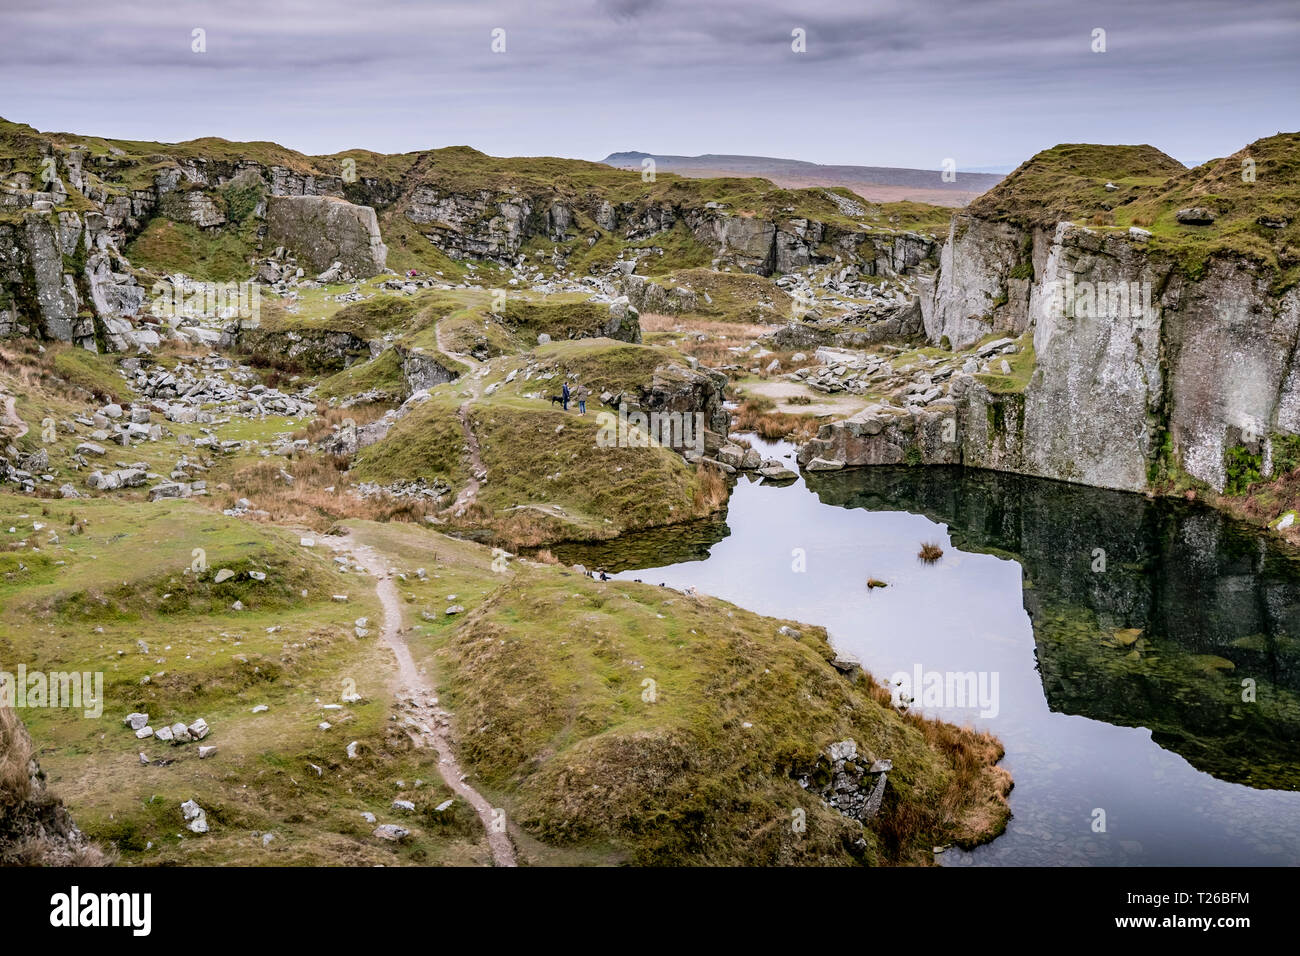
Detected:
left=638, top=313, right=684, bottom=333
left=918, top=542, right=944, bottom=563
left=0, top=707, right=112, bottom=865
left=861, top=680, right=1013, bottom=856
left=0, top=706, right=34, bottom=808
left=210, top=454, right=436, bottom=532
left=290, top=403, right=392, bottom=444
left=733, top=396, right=821, bottom=442
left=692, top=462, right=729, bottom=512
left=0, top=344, right=111, bottom=405
left=681, top=340, right=744, bottom=368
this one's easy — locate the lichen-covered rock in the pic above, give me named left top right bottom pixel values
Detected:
left=798, top=402, right=961, bottom=468
left=265, top=195, right=388, bottom=278
left=917, top=214, right=1300, bottom=493
left=399, top=347, right=460, bottom=393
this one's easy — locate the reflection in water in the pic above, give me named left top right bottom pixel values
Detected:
left=807, top=466, right=1300, bottom=793
left=558, top=445, right=1300, bottom=865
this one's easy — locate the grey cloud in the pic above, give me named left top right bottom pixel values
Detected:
left=0, top=0, right=1294, bottom=167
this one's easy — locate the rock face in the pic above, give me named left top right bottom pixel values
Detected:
left=0, top=211, right=146, bottom=351
left=265, top=195, right=388, bottom=278
left=799, top=402, right=960, bottom=469
left=224, top=323, right=371, bottom=372
left=636, top=363, right=730, bottom=436
left=398, top=347, right=460, bottom=392
left=892, top=215, right=1300, bottom=493
left=404, top=184, right=937, bottom=279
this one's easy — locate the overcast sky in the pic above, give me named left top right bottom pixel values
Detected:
left=1, top=0, right=1296, bottom=170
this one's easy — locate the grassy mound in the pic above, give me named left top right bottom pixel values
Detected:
left=967, top=134, right=1300, bottom=287
left=466, top=397, right=725, bottom=545
left=432, top=558, right=1010, bottom=864
left=1118, top=132, right=1300, bottom=284
left=350, top=392, right=470, bottom=490
left=530, top=339, right=691, bottom=397
left=968, top=143, right=1186, bottom=228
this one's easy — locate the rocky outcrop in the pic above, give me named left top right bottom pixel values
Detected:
left=397, top=347, right=460, bottom=392
left=619, top=274, right=698, bottom=314
left=830, top=216, right=1300, bottom=494
left=922, top=216, right=1034, bottom=350
left=224, top=321, right=371, bottom=372
left=265, top=195, right=388, bottom=278
left=0, top=211, right=148, bottom=351
left=404, top=184, right=938, bottom=280
left=799, top=401, right=960, bottom=468
left=637, top=363, right=730, bottom=435
left=797, top=739, right=892, bottom=823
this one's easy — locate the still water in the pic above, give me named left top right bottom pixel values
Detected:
left=558, top=436, right=1300, bottom=865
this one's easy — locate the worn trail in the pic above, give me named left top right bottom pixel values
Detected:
left=435, top=318, right=488, bottom=514
left=328, top=535, right=517, bottom=867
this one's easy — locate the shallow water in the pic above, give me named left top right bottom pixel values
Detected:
left=558, top=436, right=1300, bottom=866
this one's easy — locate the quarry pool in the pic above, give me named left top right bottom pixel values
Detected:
left=558, top=437, right=1300, bottom=866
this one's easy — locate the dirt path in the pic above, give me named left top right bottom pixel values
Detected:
left=1, top=395, right=28, bottom=440
left=327, top=534, right=517, bottom=867
left=435, top=318, right=489, bottom=515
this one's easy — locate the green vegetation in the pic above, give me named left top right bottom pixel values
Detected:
left=530, top=339, right=689, bottom=396
left=124, top=218, right=258, bottom=282
left=969, top=143, right=1185, bottom=228
left=651, top=268, right=793, bottom=323
left=501, top=298, right=617, bottom=340
left=47, top=345, right=125, bottom=402
left=971, top=134, right=1300, bottom=287
left=1223, top=444, right=1264, bottom=496
left=315, top=348, right=406, bottom=402
left=350, top=392, right=470, bottom=490
left=973, top=334, right=1037, bottom=395
left=0, top=493, right=489, bottom=865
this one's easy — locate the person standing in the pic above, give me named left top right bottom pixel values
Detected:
left=561, top=381, right=570, bottom=411
left=574, top=382, right=589, bottom=415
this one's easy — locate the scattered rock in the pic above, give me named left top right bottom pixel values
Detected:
left=181, top=799, right=209, bottom=834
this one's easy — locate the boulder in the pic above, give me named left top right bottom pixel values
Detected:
left=265, top=195, right=388, bottom=278
left=181, top=799, right=209, bottom=834
left=757, top=460, right=797, bottom=481
left=1175, top=207, right=1217, bottom=225
left=804, top=456, right=844, bottom=471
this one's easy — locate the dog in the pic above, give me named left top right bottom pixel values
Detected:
left=548, top=394, right=566, bottom=407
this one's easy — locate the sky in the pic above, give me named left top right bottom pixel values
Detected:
left=0, top=0, right=1296, bottom=171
